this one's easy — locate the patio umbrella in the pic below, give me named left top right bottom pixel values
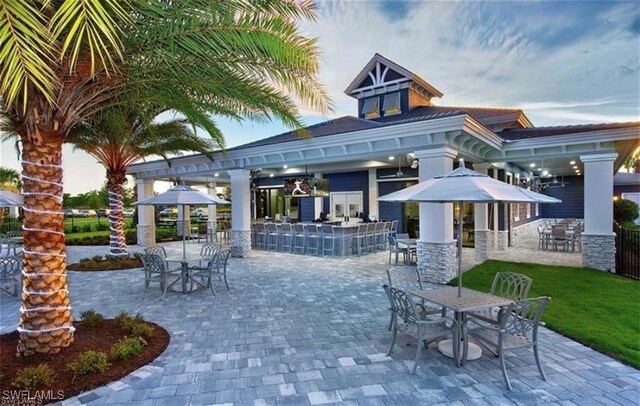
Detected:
left=136, top=184, right=230, bottom=260
left=0, top=190, right=23, bottom=207
left=379, top=165, right=561, bottom=297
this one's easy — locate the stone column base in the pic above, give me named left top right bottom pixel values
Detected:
left=137, top=224, right=155, bottom=246
left=231, top=229, right=251, bottom=258
left=582, top=233, right=616, bottom=272
left=496, top=230, right=508, bottom=250
left=475, top=230, right=491, bottom=261
left=416, top=240, right=458, bottom=285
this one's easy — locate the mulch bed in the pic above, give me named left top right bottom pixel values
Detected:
left=67, top=257, right=143, bottom=271
left=0, top=320, right=169, bottom=404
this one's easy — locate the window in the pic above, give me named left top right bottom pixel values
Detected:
left=361, top=97, right=379, bottom=118
left=382, top=92, right=401, bottom=115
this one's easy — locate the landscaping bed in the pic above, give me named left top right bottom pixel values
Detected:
left=67, top=255, right=142, bottom=271
left=453, top=260, right=640, bottom=369
left=0, top=313, right=169, bottom=404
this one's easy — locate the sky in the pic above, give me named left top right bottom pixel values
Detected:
left=1, top=0, right=639, bottom=195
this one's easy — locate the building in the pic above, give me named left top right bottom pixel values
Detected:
left=128, top=54, right=640, bottom=282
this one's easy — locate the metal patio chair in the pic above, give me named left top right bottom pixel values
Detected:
left=190, top=249, right=232, bottom=295
left=140, top=253, right=182, bottom=299
left=385, top=286, right=457, bottom=374
left=0, top=253, right=23, bottom=296
left=467, top=272, right=533, bottom=325
left=388, top=235, right=408, bottom=265
left=199, top=242, right=220, bottom=266
left=467, top=296, right=551, bottom=390
left=551, top=225, right=568, bottom=252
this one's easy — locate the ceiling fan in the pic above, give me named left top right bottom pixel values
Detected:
left=379, top=154, right=417, bottom=178
left=542, top=175, right=569, bottom=188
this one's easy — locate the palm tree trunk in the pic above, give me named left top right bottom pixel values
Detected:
left=18, top=132, right=74, bottom=355
left=107, top=176, right=128, bottom=257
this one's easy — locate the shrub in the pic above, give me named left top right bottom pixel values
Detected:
left=95, top=222, right=109, bottom=231
left=68, top=351, right=109, bottom=376
left=12, top=364, right=56, bottom=389
left=614, top=198, right=639, bottom=224
left=130, top=322, right=154, bottom=341
left=114, top=313, right=154, bottom=341
left=111, top=337, right=144, bottom=360
left=81, top=223, right=93, bottom=233
left=80, top=310, right=104, bottom=327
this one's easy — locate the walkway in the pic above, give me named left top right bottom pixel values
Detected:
left=0, top=243, right=636, bottom=405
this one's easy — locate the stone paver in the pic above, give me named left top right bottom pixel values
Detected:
left=0, top=242, right=633, bottom=405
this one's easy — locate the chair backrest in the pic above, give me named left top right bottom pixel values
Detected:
left=500, top=297, right=550, bottom=339
left=321, top=225, right=334, bottom=235
left=0, top=254, right=23, bottom=281
left=254, top=223, right=265, bottom=232
left=281, top=223, right=292, bottom=233
left=366, top=223, right=376, bottom=233
left=294, top=223, right=305, bottom=234
left=200, top=243, right=220, bottom=258
left=551, top=225, right=566, bottom=239
left=375, top=222, right=384, bottom=232
left=209, top=249, right=231, bottom=270
left=537, top=225, right=544, bottom=235
left=357, top=224, right=367, bottom=235
left=144, top=245, right=167, bottom=259
left=307, top=224, right=319, bottom=235
left=266, top=222, right=277, bottom=232
left=140, top=253, right=165, bottom=274
left=390, top=220, right=398, bottom=234
left=490, top=272, right=532, bottom=300
left=387, top=286, right=419, bottom=324
left=383, top=221, right=392, bottom=232
left=387, top=266, right=423, bottom=292
left=198, top=223, right=208, bottom=234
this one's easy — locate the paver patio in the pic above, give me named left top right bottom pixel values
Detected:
left=1, top=242, right=637, bottom=405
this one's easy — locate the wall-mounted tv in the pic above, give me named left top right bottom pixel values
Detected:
left=284, top=178, right=329, bottom=197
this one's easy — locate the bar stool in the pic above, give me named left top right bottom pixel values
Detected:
left=365, top=223, right=377, bottom=253
left=375, top=222, right=386, bottom=251
left=352, top=224, right=368, bottom=256
left=265, top=222, right=279, bottom=251
left=382, top=221, right=392, bottom=250
left=281, top=223, right=295, bottom=252
left=306, top=224, right=321, bottom=255
left=390, top=220, right=398, bottom=240
left=293, top=224, right=306, bottom=254
left=322, top=225, right=339, bottom=256
left=253, top=223, right=266, bottom=250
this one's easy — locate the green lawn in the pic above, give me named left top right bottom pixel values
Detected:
left=452, top=260, right=640, bottom=369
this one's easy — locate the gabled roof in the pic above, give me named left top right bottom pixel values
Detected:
left=344, top=53, right=443, bottom=99
left=372, top=105, right=531, bottom=128
left=228, top=116, right=383, bottom=150
left=498, top=122, right=640, bottom=140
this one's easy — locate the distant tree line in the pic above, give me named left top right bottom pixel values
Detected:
left=63, top=182, right=135, bottom=209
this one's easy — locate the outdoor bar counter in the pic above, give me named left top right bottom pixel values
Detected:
left=301, top=222, right=360, bottom=256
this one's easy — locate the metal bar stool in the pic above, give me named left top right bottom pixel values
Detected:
left=306, top=224, right=321, bottom=256
left=281, top=223, right=295, bottom=252
left=375, top=222, right=386, bottom=251
left=293, top=223, right=306, bottom=254
left=352, top=224, right=367, bottom=256
left=322, top=225, right=339, bottom=256
left=265, top=222, right=279, bottom=251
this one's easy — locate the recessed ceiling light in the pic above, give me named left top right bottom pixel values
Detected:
left=573, top=166, right=578, bottom=169
left=542, top=170, right=549, bottom=176
left=283, top=165, right=288, bottom=169
left=214, top=173, right=219, bottom=177
left=529, top=163, right=536, bottom=168
left=569, top=161, right=576, bottom=165
left=389, top=156, right=394, bottom=160
left=269, top=173, right=274, bottom=178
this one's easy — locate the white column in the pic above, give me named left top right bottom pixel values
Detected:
left=473, top=163, right=492, bottom=261
left=207, top=183, right=218, bottom=241
left=368, top=168, right=379, bottom=220
left=177, top=205, right=190, bottom=237
left=229, top=169, right=252, bottom=257
left=136, top=178, right=156, bottom=246
left=8, top=207, right=19, bottom=218
left=580, top=153, right=617, bottom=272
left=413, top=147, right=458, bottom=284
left=314, top=172, right=323, bottom=219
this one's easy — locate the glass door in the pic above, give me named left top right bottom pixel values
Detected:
left=330, top=192, right=363, bottom=222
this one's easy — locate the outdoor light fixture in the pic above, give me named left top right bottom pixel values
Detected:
left=542, top=170, right=549, bottom=176
left=269, top=173, right=274, bottom=178
left=214, top=173, right=219, bottom=177
left=283, top=165, right=288, bottom=169
left=570, top=160, right=576, bottom=165
left=388, top=156, right=394, bottom=160
left=529, top=163, right=536, bottom=168
left=573, top=166, right=578, bottom=169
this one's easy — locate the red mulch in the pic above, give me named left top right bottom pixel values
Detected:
left=0, top=320, right=169, bottom=404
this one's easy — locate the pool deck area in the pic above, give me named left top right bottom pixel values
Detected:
left=0, top=242, right=636, bottom=406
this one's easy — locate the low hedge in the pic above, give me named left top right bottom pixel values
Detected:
left=66, top=229, right=179, bottom=245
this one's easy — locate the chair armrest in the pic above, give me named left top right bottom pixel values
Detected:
left=466, top=317, right=501, bottom=332
left=416, top=316, right=456, bottom=326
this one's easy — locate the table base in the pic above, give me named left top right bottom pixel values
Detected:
left=438, top=339, right=482, bottom=361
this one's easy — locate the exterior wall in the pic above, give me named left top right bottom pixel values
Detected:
left=614, top=184, right=640, bottom=198
left=541, top=176, right=584, bottom=219
left=510, top=219, right=544, bottom=247
left=378, top=181, right=405, bottom=234
left=322, top=171, right=369, bottom=216
left=299, top=198, right=315, bottom=222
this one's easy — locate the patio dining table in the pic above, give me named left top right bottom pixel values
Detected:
left=165, top=256, right=202, bottom=293
left=413, top=286, right=512, bottom=367
left=396, top=238, right=417, bottom=264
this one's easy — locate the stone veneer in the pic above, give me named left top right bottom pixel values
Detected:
left=582, top=233, right=616, bottom=272
left=416, top=240, right=458, bottom=284
left=474, top=230, right=491, bottom=261
left=231, top=229, right=251, bottom=258
left=496, top=230, right=508, bottom=250
left=510, top=219, right=544, bottom=247
left=136, top=224, right=155, bottom=246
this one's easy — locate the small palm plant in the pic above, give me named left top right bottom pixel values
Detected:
left=70, top=108, right=216, bottom=257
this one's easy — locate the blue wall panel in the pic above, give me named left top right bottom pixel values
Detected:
left=378, top=180, right=406, bottom=233
left=299, top=198, right=315, bottom=222
left=322, top=171, right=369, bottom=216
left=541, top=176, right=584, bottom=218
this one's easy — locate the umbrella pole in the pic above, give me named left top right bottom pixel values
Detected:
left=458, top=202, right=463, bottom=298
left=182, top=205, right=187, bottom=261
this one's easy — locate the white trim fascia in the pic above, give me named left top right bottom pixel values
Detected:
left=461, top=116, right=504, bottom=150
left=502, top=127, right=639, bottom=150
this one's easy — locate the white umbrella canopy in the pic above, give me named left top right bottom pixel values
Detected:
left=378, top=165, right=561, bottom=297
left=136, top=184, right=230, bottom=260
left=0, top=190, right=23, bottom=207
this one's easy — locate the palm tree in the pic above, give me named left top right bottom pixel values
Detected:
left=0, top=167, right=21, bottom=191
left=70, top=109, right=215, bottom=257
left=1, top=0, right=329, bottom=354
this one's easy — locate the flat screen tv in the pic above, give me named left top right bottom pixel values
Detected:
left=284, top=178, right=329, bottom=197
